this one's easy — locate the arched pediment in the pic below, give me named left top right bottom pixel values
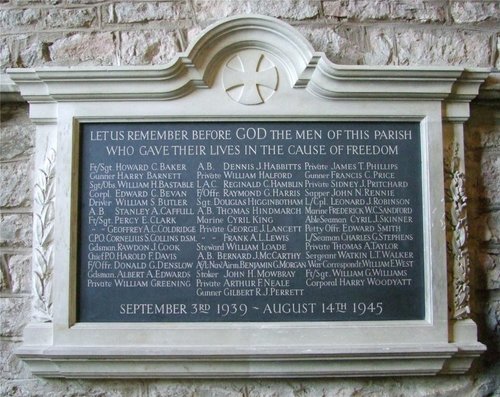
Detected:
left=184, top=14, right=318, bottom=89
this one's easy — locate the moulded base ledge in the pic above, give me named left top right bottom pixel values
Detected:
left=16, top=323, right=486, bottom=378
left=15, top=343, right=486, bottom=378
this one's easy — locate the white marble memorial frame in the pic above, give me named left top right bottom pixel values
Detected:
left=8, top=15, right=488, bottom=377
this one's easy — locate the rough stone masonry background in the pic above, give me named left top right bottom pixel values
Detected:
left=0, top=0, right=499, bottom=396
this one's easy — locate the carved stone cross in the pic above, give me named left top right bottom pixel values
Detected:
left=223, top=51, right=278, bottom=105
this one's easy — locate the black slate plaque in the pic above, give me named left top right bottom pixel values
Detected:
left=77, top=121, right=424, bottom=322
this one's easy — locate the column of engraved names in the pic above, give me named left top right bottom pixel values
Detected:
left=84, top=159, right=196, bottom=292
left=195, top=160, right=306, bottom=305
left=305, top=126, right=421, bottom=319
left=305, top=161, right=415, bottom=306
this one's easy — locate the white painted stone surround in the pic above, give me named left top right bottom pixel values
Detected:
left=7, top=15, right=489, bottom=378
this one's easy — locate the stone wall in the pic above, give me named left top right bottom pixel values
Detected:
left=1, top=0, right=499, bottom=70
left=1, top=1, right=499, bottom=396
